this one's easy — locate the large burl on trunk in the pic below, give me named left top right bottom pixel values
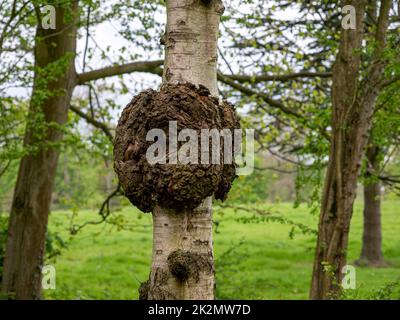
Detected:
left=114, top=82, right=239, bottom=213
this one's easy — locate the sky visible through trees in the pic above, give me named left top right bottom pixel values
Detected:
left=0, top=0, right=399, bottom=303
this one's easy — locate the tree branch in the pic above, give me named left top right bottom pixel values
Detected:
left=223, top=71, right=332, bottom=83
left=382, top=74, right=400, bottom=88
left=0, top=159, right=11, bottom=178
left=77, top=59, right=332, bottom=86
left=217, top=72, right=302, bottom=118
left=70, top=105, right=113, bottom=141
left=254, top=166, right=296, bottom=174
left=70, top=183, right=123, bottom=235
left=77, top=60, right=163, bottom=84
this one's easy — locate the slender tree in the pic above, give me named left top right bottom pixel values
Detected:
left=143, top=0, right=225, bottom=300
left=1, top=0, right=163, bottom=299
left=310, top=0, right=393, bottom=299
left=360, top=145, right=385, bottom=266
left=358, top=80, right=400, bottom=266
left=2, top=1, right=79, bottom=299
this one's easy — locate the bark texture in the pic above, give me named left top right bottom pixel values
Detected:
left=1, top=2, right=78, bottom=299
left=310, top=0, right=391, bottom=299
left=147, top=200, right=215, bottom=299
left=144, top=0, right=224, bottom=300
left=359, top=146, right=385, bottom=266
left=114, top=83, right=238, bottom=213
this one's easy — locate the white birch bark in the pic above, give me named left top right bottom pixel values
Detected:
left=146, top=0, right=224, bottom=300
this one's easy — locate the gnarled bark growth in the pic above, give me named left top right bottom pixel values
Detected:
left=114, top=83, right=239, bottom=212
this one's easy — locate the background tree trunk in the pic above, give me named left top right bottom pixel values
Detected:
left=1, top=2, right=78, bottom=299
left=310, top=0, right=391, bottom=300
left=145, top=0, right=224, bottom=300
left=359, top=146, right=385, bottom=266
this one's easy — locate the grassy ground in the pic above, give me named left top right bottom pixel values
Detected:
left=44, top=200, right=400, bottom=300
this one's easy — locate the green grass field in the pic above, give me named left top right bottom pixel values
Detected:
left=44, top=200, right=400, bottom=300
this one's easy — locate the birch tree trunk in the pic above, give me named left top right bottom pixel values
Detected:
left=145, top=0, right=224, bottom=300
left=1, top=2, right=78, bottom=299
left=310, top=0, right=391, bottom=299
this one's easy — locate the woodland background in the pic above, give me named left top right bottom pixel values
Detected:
left=0, top=0, right=400, bottom=299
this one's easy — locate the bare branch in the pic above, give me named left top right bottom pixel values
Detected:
left=77, top=59, right=332, bottom=87
left=70, top=184, right=123, bottom=235
left=217, top=72, right=302, bottom=118
left=382, top=74, right=400, bottom=88
left=70, top=105, right=113, bottom=141
left=254, top=166, right=296, bottom=174
left=0, top=159, right=11, bottom=178
left=223, top=71, right=332, bottom=83
left=77, top=60, right=163, bottom=84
